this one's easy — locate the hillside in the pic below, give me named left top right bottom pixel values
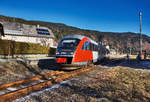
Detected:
left=0, top=15, right=150, bottom=54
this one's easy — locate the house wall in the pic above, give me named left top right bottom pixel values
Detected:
left=0, top=21, right=56, bottom=47
left=1, top=35, right=53, bottom=47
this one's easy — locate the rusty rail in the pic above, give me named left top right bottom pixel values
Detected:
left=0, top=71, right=64, bottom=90
left=0, top=66, right=96, bottom=102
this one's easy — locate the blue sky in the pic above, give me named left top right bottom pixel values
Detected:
left=0, top=0, right=150, bottom=36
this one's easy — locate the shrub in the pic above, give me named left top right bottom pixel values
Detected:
left=0, top=39, right=56, bottom=55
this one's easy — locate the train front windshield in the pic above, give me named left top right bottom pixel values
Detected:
left=57, top=38, right=80, bottom=52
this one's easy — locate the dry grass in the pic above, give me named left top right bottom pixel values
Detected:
left=93, top=67, right=150, bottom=102
left=1, top=61, right=150, bottom=102
left=0, top=62, right=54, bottom=84
left=28, top=67, right=150, bottom=102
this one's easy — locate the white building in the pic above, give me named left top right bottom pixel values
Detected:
left=0, top=21, right=55, bottom=47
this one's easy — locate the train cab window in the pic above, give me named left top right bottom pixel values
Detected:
left=82, top=41, right=90, bottom=50
left=57, top=38, right=80, bottom=51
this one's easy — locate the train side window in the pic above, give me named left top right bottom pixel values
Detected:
left=82, top=42, right=86, bottom=50
left=90, top=43, right=93, bottom=51
left=87, top=42, right=90, bottom=50
left=93, top=44, right=96, bottom=51
left=82, top=41, right=90, bottom=50
left=92, top=44, right=93, bottom=51
left=96, top=45, right=98, bottom=51
left=93, top=44, right=98, bottom=51
left=89, top=43, right=92, bottom=51
left=92, top=44, right=94, bottom=51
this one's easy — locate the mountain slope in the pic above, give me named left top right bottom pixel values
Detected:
left=0, top=15, right=150, bottom=54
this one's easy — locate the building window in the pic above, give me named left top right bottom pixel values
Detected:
left=0, top=23, right=4, bottom=36
left=36, top=28, right=50, bottom=35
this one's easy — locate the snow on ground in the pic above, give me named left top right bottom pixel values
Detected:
left=13, top=80, right=72, bottom=102
left=142, top=61, right=150, bottom=67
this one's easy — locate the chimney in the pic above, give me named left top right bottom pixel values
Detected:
left=37, top=24, right=40, bottom=28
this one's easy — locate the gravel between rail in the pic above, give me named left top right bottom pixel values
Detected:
left=0, top=58, right=57, bottom=85
left=13, top=63, right=150, bottom=102
left=0, top=58, right=150, bottom=102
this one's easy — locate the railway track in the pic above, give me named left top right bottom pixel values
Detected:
left=0, top=58, right=125, bottom=102
left=100, top=58, right=125, bottom=67
left=0, top=65, right=96, bottom=102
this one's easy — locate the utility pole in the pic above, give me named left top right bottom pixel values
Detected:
left=130, top=47, right=131, bottom=55
left=139, top=11, right=142, bottom=60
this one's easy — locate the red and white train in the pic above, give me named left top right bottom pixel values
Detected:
left=56, top=35, right=108, bottom=69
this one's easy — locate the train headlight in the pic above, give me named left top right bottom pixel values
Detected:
left=61, top=52, right=66, bottom=54
left=70, top=52, right=74, bottom=55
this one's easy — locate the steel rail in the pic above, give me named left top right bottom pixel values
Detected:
left=0, top=71, right=64, bottom=90
left=0, top=66, right=96, bottom=102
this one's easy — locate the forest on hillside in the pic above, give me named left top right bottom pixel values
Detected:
left=0, top=15, right=150, bottom=54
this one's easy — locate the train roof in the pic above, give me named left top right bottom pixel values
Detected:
left=62, top=34, right=98, bottom=45
left=62, top=35, right=85, bottom=40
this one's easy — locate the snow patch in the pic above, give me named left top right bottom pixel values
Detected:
left=39, top=80, right=45, bottom=82
left=13, top=79, right=72, bottom=102
left=19, top=85, right=27, bottom=88
left=96, top=98, right=109, bottom=101
left=7, top=87, right=17, bottom=91
left=0, top=91, right=5, bottom=95
left=142, top=61, right=150, bottom=67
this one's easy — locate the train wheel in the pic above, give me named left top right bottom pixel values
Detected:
left=88, top=60, right=94, bottom=66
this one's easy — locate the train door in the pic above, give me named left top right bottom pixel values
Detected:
left=72, top=38, right=93, bottom=64
left=92, top=44, right=98, bottom=62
